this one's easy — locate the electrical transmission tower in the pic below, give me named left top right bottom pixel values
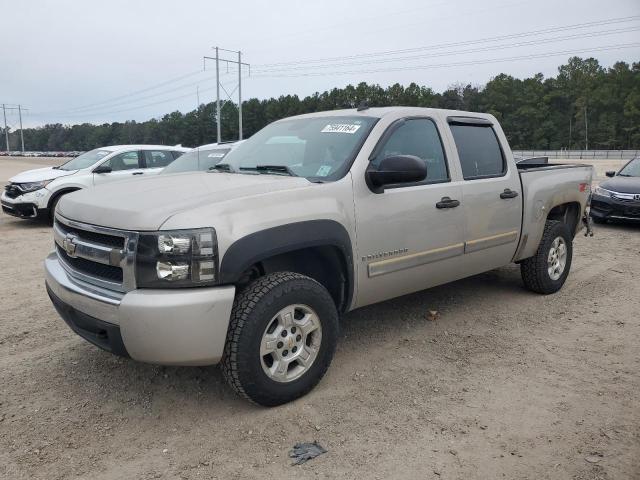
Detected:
left=2, top=103, right=28, bottom=152
left=203, top=47, right=250, bottom=143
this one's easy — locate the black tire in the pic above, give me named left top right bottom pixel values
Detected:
left=221, top=272, right=339, bottom=406
left=520, top=220, right=573, bottom=294
left=48, top=194, right=63, bottom=224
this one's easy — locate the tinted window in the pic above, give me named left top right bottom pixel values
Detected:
left=103, top=151, right=140, bottom=171
left=144, top=150, right=175, bottom=168
left=450, top=125, right=505, bottom=179
left=371, top=118, right=448, bottom=183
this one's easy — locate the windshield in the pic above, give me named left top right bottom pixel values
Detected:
left=162, top=147, right=231, bottom=174
left=618, top=157, right=640, bottom=177
left=58, top=149, right=112, bottom=170
left=221, top=115, right=377, bottom=181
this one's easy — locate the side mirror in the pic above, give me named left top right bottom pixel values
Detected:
left=93, top=165, right=112, bottom=174
left=366, top=155, right=427, bottom=193
left=605, top=171, right=616, bottom=178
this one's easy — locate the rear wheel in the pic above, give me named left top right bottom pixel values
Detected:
left=221, top=272, right=339, bottom=406
left=521, top=220, right=573, bottom=294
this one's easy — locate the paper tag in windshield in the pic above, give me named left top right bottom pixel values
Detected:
left=321, top=124, right=361, bottom=134
left=207, top=152, right=225, bottom=158
left=316, top=165, right=332, bottom=177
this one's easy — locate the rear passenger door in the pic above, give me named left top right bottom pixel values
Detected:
left=142, top=150, right=180, bottom=175
left=447, top=117, right=522, bottom=271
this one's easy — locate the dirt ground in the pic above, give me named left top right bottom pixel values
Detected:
left=1, top=157, right=638, bottom=480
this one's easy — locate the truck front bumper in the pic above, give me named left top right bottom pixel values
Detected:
left=44, top=252, right=236, bottom=366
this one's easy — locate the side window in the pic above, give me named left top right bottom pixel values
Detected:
left=171, top=150, right=186, bottom=160
left=371, top=118, right=448, bottom=183
left=103, top=151, right=141, bottom=171
left=144, top=150, right=175, bottom=168
left=450, top=125, right=505, bottom=180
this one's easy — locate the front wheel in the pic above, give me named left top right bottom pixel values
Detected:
left=520, top=220, right=573, bottom=294
left=221, top=272, right=339, bottom=406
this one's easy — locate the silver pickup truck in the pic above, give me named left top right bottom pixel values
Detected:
left=45, top=107, right=593, bottom=406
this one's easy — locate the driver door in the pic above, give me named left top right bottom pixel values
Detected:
left=93, top=151, right=144, bottom=185
left=353, top=117, right=466, bottom=308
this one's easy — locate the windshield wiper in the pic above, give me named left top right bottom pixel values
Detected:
left=240, top=165, right=297, bottom=176
left=208, top=163, right=234, bottom=172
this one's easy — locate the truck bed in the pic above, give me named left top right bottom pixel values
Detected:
left=513, top=163, right=594, bottom=262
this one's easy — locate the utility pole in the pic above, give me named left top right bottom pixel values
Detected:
left=2, top=104, right=9, bottom=152
left=18, top=105, right=25, bottom=152
left=584, top=106, right=588, bottom=151
left=569, top=115, right=572, bottom=150
left=203, top=47, right=249, bottom=143
left=238, top=50, right=243, bottom=140
left=215, top=47, right=221, bottom=143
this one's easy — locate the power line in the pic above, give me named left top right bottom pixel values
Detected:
left=254, top=15, right=640, bottom=69
left=251, top=42, right=640, bottom=78
left=38, top=77, right=245, bottom=119
left=253, top=26, right=640, bottom=74
left=251, top=0, right=529, bottom=52
left=33, top=72, right=234, bottom=116
left=37, top=69, right=207, bottom=115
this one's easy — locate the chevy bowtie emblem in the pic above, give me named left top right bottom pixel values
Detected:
left=63, top=233, right=78, bottom=257
left=635, top=194, right=640, bottom=201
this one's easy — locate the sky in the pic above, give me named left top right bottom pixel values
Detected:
left=1, top=0, right=639, bottom=128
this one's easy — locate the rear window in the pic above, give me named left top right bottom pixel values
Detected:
left=450, top=125, right=505, bottom=180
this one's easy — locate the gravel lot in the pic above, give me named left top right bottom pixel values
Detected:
left=1, top=157, right=638, bottom=479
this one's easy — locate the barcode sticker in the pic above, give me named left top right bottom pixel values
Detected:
left=321, top=124, right=361, bottom=134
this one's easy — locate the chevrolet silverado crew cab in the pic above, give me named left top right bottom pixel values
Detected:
left=2, top=145, right=190, bottom=221
left=45, top=107, right=593, bottom=406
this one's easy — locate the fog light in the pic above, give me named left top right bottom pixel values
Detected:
left=156, top=261, right=189, bottom=281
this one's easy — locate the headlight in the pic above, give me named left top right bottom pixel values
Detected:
left=135, top=228, right=218, bottom=288
left=594, top=186, right=612, bottom=197
left=18, top=179, right=54, bottom=193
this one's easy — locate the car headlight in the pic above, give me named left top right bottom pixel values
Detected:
left=594, top=186, right=613, bottom=197
left=135, top=228, right=218, bottom=288
left=18, top=179, right=54, bottom=193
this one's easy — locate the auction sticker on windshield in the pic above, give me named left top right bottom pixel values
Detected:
left=321, top=124, right=361, bottom=134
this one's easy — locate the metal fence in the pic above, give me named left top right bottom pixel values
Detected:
left=513, top=150, right=638, bottom=160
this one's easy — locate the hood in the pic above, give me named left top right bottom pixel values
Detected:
left=58, top=171, right=312, bottom=230
left=9, top=166, right=77, bottom=183
left=600, top=176, right=640, bottom=194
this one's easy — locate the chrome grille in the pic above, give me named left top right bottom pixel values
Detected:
left=53, top=214, right=138, bottom=292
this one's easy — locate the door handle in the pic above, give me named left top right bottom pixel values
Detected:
left=500, top=188, right=519, bottom=199
left=436, top=196, right=460, bottom=209
left=132, top=171, right=144, bottom=175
